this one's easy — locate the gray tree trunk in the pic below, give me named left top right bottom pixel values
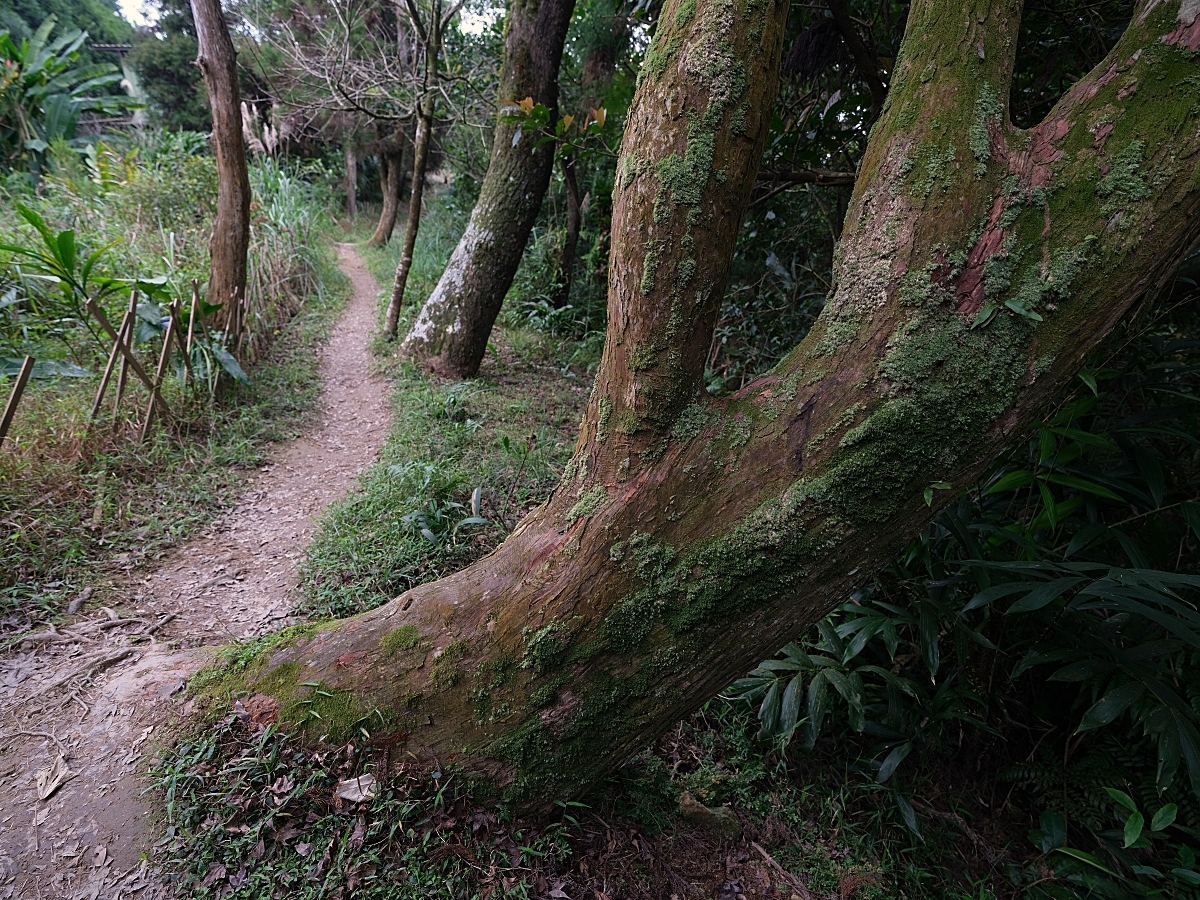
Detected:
left=399, top=0, right=577, bottom=376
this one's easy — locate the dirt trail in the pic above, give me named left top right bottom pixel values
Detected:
left=0, top=245, right=391, bottom=899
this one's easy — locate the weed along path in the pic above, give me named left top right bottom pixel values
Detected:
left=0, top=244, right=391, bottom=899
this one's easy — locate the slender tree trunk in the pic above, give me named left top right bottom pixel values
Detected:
left=241, top=0, right=1200, bottom=806
left=344, top=144, right=358, bottom=220
left=399, top=0, right=577, bottom=375
left=191, top=0, right=250, bottom=344
left=383, top=100, right=433, bottom=338
left=369, top=141, right=406, bottom=248
left=551, top=152, right=582, bottom=309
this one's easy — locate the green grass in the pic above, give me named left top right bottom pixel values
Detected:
left=0, top=254, right=347, bottom=619
left=297, top=194, right=590, bottom=618
left=153, top=692, right=955, bottom=899
left=297, top=323, right=588, bottom=619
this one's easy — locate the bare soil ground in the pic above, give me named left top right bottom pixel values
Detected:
left=0, top=245, right=391, bottom=900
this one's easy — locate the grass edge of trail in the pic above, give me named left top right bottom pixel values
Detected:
left=0, top=239, right=350, bottom=624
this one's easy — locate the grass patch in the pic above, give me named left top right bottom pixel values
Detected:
left=152, top=696, right=941, bottom=899
left=0, top=252, right=347, bottom=620
left=296, top=344, right=587, bottom=618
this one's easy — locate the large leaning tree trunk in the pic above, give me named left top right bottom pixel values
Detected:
left=191, top=0, right=250, bottom=344
left=398, top=0, right=577, bottom=374
left=239, top=0, right=1200, bottom=804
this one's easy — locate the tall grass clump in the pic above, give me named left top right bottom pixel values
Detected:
left=0, top=137, right=344, bottom=619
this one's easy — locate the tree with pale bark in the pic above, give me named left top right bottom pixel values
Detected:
left=231, top=0, right=1200, bottom=804
left=395, top=0, right=578, bottom=360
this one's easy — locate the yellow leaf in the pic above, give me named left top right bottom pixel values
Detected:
left=595, top=107, right=606, bottom=128
left=519, top=96, right=535, bottom=114
left=560, top=114, right=574, bottom=131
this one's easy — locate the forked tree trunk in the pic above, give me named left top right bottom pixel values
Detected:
left=369, top=142, right=407, bottom=247
left=383, top=100, right=434, bottom=337
left=398, top=0, right=577, bottom=375
left=242, top=0, right=1200, bottom=805
left=191, top=0, right=250, bottom=342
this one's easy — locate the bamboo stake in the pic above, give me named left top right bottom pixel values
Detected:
left=90, top=292, right=137, bottom=423
left=186, top=280, right=199, bottom=358
left=111, top=291, right=138, bottom=418
left=168, top=299, right=194, bottom=383
left=83, top=297, right=170, bottom=421
left=138, top=307, right=179, bottom=443
left=0, top=355, right=35, bottom=446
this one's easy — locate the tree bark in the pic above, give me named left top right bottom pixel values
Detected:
left=383, top=100, right=433, bottom=338
left=369, top=140, right=407, bottom=248
left=551, top=152, right=582, bottom=308
left=242, top=0, right=1200, bottom=806
left=345, top=143, right=358, bottom=219
left=398, top=0, right=578, bottom=375
left=191, top=0, right=250, bottom=344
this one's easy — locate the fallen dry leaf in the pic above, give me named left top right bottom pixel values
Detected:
left=334, top=774, right=377, bottom=804
left=35, top=754, right=74, bottom=801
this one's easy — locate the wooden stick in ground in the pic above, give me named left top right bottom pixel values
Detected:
left=0, top=355, right=35, bottom=446
left=112, top=291, right=138, bottom=418
left=89, top=294, right=137, bottom=423
left=138, top=306, right=178, bottom=443
left=186, top=280, right=199, bottom=358
left=168, top=299, right=194, bottom=384
left=83, top=298, right=170, bottom=421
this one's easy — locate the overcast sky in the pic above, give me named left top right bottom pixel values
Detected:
left=118, top=0, right=154, bottom=27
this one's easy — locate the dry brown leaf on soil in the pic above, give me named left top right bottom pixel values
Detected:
left=35, top=754, right=74, bottom=800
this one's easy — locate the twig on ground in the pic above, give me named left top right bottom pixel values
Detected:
left=19, top=649, right=135, bottom=704
left=16, top=730, right=69, bottom=758
left=750, top=841, right=814, bottom=900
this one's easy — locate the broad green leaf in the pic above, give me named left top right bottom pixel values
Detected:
left=1040, top=810, right=1067, bottom=851
left=1044, top=473, right=1124, bottom=501
left=1006, top=577, right=1083, bottom=615
left=1172, top=868, right=1200, bottom=886
left=780, top=674, right=804, bottom=739
left=211, top=344, right=249, bottom=384
left=1104, top=788, right=1138, bottom=813
left=877, top=742, right=911, bottom=782
left=1054, top=847, right=1117, bottom=875
left=1151, top=803, right=1177, bottom=832
left=985, top=469, right=1034, bottom=495
left=1124, top=810, right=1145, bottom=848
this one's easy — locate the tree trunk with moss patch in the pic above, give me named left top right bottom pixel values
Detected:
left=243, top=0, right=1200, bottom=805
left=398, top=0, right=577, bottom=376
left=370, top=142, right=406, bottom=248
left=192, top=0, right=250, bottom=344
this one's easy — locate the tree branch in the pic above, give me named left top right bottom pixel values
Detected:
left=825, top=0, right=887, bottom=113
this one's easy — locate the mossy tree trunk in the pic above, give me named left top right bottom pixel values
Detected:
left=192, top=0, right=250, bottom=344
left=398, top=0, right=578, bottom=376
left=249, top=0, right=1200, bottom=804
left=369, top=139, right=407, bottom=248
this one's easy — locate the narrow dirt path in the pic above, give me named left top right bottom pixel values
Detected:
left=0, top=245, right=391, bottom=900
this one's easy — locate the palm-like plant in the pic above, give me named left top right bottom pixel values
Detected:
left=0, top=16, right=135, bottom=175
